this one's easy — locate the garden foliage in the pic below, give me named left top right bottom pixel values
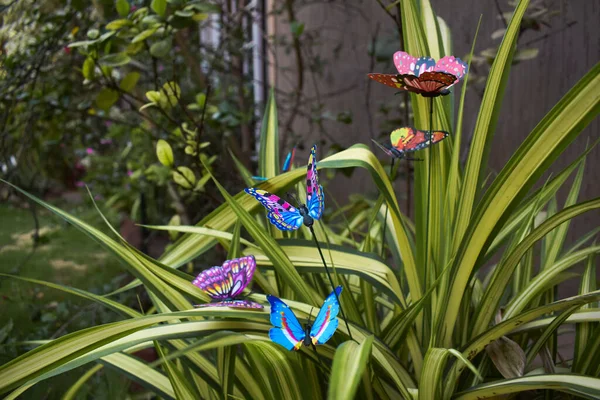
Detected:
left=1, top=0, right=600, bottom=398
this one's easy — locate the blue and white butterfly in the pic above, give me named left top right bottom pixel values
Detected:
left=245, top=144, right=324, bottom=231
left=267, top=286, right=342, bottom=351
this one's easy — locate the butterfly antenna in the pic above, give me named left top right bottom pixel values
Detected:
left=308, top=307, right=314, bottom=324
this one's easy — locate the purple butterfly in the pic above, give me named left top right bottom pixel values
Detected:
left=192, top=255, right=263, bottom=309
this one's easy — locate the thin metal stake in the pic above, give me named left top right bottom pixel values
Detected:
left=309, top=225, right=353, bottom=341
left=422, top=96, right=435, bottom=343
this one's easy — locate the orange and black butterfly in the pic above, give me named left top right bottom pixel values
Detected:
left=372, top=127, right=449, bottom=159
left=369, top=51, right=467, bottom=97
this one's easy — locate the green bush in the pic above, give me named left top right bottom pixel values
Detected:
left=1, top=0, right=599, bottom=399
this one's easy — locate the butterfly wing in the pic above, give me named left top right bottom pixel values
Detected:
left=390, top=127, right=449, bottom=153
left=428, top=130, right=449, bottom=145
left=267, top=294, right=306, bottom=351
left=196, top=299, right=263, bottom=309
left=306, top=145, right=324, bottom=220
left=310, top=286, right=342, bottom=345
left=282, top=147, right=296, bottom=172
left=192, top=265, right=232, bottom=300
left=367, top=73, right=407, bottom=90
left=434, top=55, right=468, bottom=85
left=393, top=51, right=417, bottom=75
left=221, top=255, right=256, bottom=298
left=245, top=188, right=303, bottom=231
left=399, top=72, right=456, bottom=96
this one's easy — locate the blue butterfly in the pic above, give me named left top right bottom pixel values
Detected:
left=267, top=286, right=342, bottom=351
left=245, top=144, right=324, bottom=231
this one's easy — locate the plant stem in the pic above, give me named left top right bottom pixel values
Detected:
left=381, top=157, right=395, bottom=259
left=309, top=225, right=353, bottom=340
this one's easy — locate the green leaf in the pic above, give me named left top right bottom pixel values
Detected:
left=452, top=0, right=529, bottom=248
left=445, top=290, right=600, bottom=389
left=87, top=29, right=99, bottom=39
left=574, top=253, right=598, bottom=372
left=132, top=27, right=158, bottom=43
left=115, top=0, right=130, bottom=17
left=441, top=58, right=600, bottom=346
left=454, top=374, right=600, bottom=399
left=95, top=88, right=119, bottom=111
left=258, top=89, right=279, bottom=180
left=119, top=71, right=140, bottom=92
left=328, top=336, right=373, bottom=400
left=150, top=38, right=172, bottom=58
left=290, top=21, right=305, bottom=38
left=156, top=344, right=198, bottom=399
left=146, top=90, right=162, bottom=103
left=156, top=139, right=174, bottom=167
left=151, top=0, right=167, bottom=17
left=0, top=319, right=13, bottom=344
left=61, top=365, right=103, bottom=400
left=106, top=19, right=132, bottom=30
left=99, top=53, right=131, bottom=67
left=173, top=166, right=196, bottom=189
left=82, top=57, right=95, bottom=80
left=0, top=273, right=140, bottom=318
left=473, top=198, right=600, bottom=336
left=218, top=345, right=236, bottom=400
left=514, top=47, right=539, bottom=62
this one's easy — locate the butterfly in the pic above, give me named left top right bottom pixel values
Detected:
left=267, top=286, right=342, bottom=351
left=245, top=144, right=324, bottom=231
left=192, top=255, right=263, bottom=309
left=368, top=51, right=468, bottom=97
left=252, top=147, right=297, bottom=182
left=372, top=127, right=449, bottom=159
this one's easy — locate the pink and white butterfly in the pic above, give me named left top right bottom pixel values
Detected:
left=192, top=255, right=263, bottom=309
left=368, top=51, right=468, bottom=97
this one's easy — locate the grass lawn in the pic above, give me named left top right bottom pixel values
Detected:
left=0, top=200, right=134, bottom=398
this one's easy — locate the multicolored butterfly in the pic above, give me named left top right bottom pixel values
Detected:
left=368, top=51, right=468, bottom=97
left=373, top=127, right=449, bottom=159
left=192, top=255, right=263, bottom=309
left=251, top=147, right=297, bottom=182
left=245, top=144, right=324, bottom=231
left=268, top=286, right=342, bottom=351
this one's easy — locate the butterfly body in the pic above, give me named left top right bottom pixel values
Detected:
left=245, top=144, right=324, bottom=231
left=192, top=255, right=263, bottom=309
left=267, top=286, right=342, bottom=351
left=298, top=204, right=314, bottom=227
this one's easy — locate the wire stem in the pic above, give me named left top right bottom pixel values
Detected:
left=423, top=96, right=434, bottom=343
left=311, top=342, right=328, bottom=373
left=309, top=225, right=353, bottom=340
